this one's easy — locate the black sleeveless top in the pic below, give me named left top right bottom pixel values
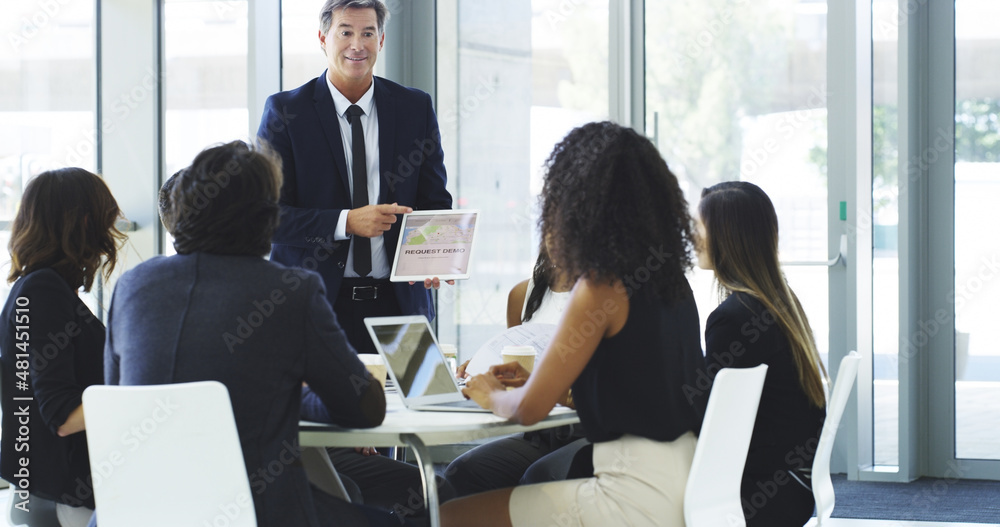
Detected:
left=571, top=285, right=706, bottom=443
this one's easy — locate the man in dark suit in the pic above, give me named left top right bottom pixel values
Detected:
left=256, top=0, right=456, bottom=515
left=258, top=0, right=453, bottom=357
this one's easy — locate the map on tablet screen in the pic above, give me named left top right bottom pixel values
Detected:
left=389, top=209, right=479, bottom=282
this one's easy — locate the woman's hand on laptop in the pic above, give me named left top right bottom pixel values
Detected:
left=354, top=447, right=380, bottom=456
left=462, top=373, right=504, bottom=410
left=455, top=359, right=471, bottom=379
left=489, top=361, right=531, bottom=388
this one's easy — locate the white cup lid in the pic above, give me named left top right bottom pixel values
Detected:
left=358, top=354, right=384, bottom=365
left=502, top=345, right=536, bottom=356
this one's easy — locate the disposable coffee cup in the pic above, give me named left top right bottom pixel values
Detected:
left=501, top=345, right=537, bottom=373
left=440, top=343, right=459, bottom=375
left=358, top=354, right=388, bottom=390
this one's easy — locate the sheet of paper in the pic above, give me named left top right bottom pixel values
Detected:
left=464, top=323, right=558, bottom=377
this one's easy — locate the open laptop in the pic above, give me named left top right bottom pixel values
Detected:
left=364, top=316, right=490, bottom=412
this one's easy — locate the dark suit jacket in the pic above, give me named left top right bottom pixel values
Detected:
left=257, top=74, right=453, bottom=319
left=704, top=292, right=825, bottom=525
left=105, top=253, right=386, bottom=527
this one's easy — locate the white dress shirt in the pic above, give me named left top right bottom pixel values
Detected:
left=326, top=76, right=389, bottom=279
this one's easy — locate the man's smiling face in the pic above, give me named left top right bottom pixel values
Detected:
left=320, top=6, right=384, bottom=95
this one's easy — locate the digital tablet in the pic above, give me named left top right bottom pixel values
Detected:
left=389, top=209, right=479, bottom=282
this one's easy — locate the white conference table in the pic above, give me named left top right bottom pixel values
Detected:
left=300, top=393, right=579, bottom=527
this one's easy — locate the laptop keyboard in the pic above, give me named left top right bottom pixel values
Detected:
left=435, top=399, right=482, bottom=408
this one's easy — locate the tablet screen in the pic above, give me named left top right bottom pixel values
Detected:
left=390, top=210, right=478, bottom=282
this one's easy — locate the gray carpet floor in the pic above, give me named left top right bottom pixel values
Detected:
left=830, top=474, right=1000, bottom=523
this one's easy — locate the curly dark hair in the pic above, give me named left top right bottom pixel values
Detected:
left=7, top=168, right=126, bottom=291
left=539, top=121, right=693, bottom=301
left=169, top=141, right=282, bottom=256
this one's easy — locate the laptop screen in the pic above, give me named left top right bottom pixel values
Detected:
left=369, top=321, right=457, bottom=398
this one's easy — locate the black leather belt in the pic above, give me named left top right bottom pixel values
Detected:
left=340, top=278, right=391, bottom=301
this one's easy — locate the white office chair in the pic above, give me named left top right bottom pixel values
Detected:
left=4, top=485, right=60, bottom=527
left=810, top=350, right=861, bottom=525
left=301, top=446, right=352, bottom=502
left=82, top=381, right=257, bottom=527
left=684, top=364, right=768, bottom=527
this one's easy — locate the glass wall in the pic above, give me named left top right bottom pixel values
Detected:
left=282, top=0, right=328, bottom=90
left=645, top=0, right=829, bottom=357
left=0, top=0, right=97, bottom=302
left=872, top=0, right=900, bottom=468
left=163, top=0, right=250, bottom=254
left=954, top=0, right=1000, bottom=461
left=435, top=0, right=609, bottom=358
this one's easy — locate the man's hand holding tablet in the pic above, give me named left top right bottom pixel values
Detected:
left=390, top=209, right=480, bottom=284
left=412, top=276, right=456, bottom=290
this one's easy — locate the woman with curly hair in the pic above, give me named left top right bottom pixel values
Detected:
left=0, top=168, right=126, bottom=526
left=445, top=243, right=589, bottom=497
left=442, top=121, right=706, bottom=526
left=697, top=181, right=827, bottom=526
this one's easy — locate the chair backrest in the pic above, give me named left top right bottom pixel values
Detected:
left=812, top=351, right=860, bottom=525
left=684, top=364, right=768, bottom=527
left=301, top=446, right=352, bottom=502
left=82, top=381, right=256, bottom=527
left=6, top=488, right=60, bottom=527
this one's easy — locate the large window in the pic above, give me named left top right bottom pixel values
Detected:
left=163, top=0, right=250, bottom=253
left=872, top=0, right=901, bottom=468
left=645, top=0, right=830, bottom=357
left=0, top=0, right=98, bottom=304
left=435, top=0, right=609, bottom=358
left=282, top=0, right=329, bottom=90
left=953, top=0, right=1000, bottom=461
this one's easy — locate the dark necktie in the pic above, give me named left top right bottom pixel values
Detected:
left=346, top=104, right=371, bottom=277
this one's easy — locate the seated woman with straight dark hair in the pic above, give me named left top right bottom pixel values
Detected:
left=697, top=181, right=828, bottom=526
left=441, top=121, right=706, bottom=526
left=0, top=168, right=126, bottom=527
left=104, top=140, right=399, bottom=527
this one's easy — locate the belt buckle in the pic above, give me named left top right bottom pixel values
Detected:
left=352, top=285, right=378, bottom=301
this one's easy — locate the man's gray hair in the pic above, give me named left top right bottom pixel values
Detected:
left=320, top=0, right=390, bottom=36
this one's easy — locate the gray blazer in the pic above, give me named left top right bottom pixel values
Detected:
left=105, top=253, right=385, bottom=527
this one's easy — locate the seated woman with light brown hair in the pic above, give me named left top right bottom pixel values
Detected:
left=696, top=181, right=828, bottom=526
